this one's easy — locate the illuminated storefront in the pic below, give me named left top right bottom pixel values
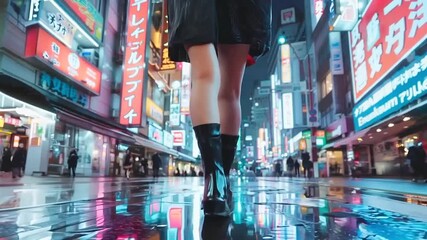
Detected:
left=345, top=0, right=427, bottom=176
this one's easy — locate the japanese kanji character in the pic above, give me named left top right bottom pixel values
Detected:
left=132, top=0, right=147, bottom=11
left=126, top=80, right=142, bottom=93
left=351, top=24, right=361, bottom=48
left=131, top=14, right=145, bottom=26
left=60, top=81, right=70, bottom=97
left=384, top=0, right=402, bottom=15
left=366, top=13, right=380, bottom=50
left=123, top=109, right=138, bottom=124
left=385, top=18, right=406, bottom=55
left=408, top=0, right=427, bottom=38
left=51, top=77, right=62, bottom=94
left=39, top=72, right=51, bottom=90
left=353, top=40, right=365, bottom=67
left=51, top=42, right=60, bottom=54
left=368, top=44, right=383, bottom=78
left=131, top=27, right=145, bottom=39
left=355, top=62, right=368, bottom=92
left=68, top=87, right=79, bottom=102
left=77, top=93, right=88, bottom=107
left=411, top=62, right=421, bottom=78
left=126, top=66, right=143, bottom=78
left=125, top=95, right=136, bottom=107
left=128, top=51, right=143, bottom=64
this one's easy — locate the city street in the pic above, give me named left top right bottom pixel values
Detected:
left=0, top=176, right=426, bottom=240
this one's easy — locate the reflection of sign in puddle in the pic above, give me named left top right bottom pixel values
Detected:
left=255, top=198, right=325, bottom=208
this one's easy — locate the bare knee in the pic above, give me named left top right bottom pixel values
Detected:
left=192, top=67, right=219, bottom=85
left=218, top=88, right=240, bottom=103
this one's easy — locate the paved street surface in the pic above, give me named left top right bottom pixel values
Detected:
left=0, top=175, right=426, bottom=240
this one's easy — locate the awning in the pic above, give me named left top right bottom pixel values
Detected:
left=333, top=128, right=371, bottom=148
left=177, top=151, right=197, bottom=163
left=134, top=135, right=178, bottom=156
left=55, top=108, right=135, bottom=144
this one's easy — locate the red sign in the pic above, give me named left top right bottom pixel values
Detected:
left=171, top=130, right=185, bottom=146
left=25, top=26, right=101, bottom=95
left=351, top=0, right=427, bottom=102
left=119, top=0, right=150, bottom=126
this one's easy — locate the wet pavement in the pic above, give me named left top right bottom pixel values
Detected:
left=0, top=176, right=426, bottom=240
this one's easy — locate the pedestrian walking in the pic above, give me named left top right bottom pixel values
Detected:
left=407, top=144, right=426, bottom=183
left=286, top=156, right=295, bottom=177
left=294, top=159, right=301, bottom=177
left=1, top=146, right=12, bottom=173
left=168, top=0, right=271, bottom=216
left=302, top=150, right=311, bottom=178
left=152, top=152, right=162, bottom=178
left=123, top=149, right=133, bottom=180
left=67, top=148, right=79, bottom=178
left=11, top=143, right=27, bottom=178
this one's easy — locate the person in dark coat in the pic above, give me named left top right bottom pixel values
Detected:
left=67, top=148, right=79, bottom=178
left=294, top=159, right=301, bottom=177
left=302, top=150, right=311, bottom=178
left=123, top=149, right=133, bottom=180
left=1, top=146, right=12, bottom=172
left=152, top=152, right=162, bottom=178
left=408, top=144, right=427, bottom=183
left=11, top=143, right=27, bottom=178
left=286, top=156, right=295, bottom=177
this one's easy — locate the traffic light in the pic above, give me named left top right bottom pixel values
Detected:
left=278, top=36, right=286, bottom=45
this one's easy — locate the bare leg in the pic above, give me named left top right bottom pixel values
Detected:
left=187, top=44, right=221, bottom=125
left=218, top=44, right=250, bottom=135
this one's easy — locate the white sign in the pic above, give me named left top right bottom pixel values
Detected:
left=281, top=8, right=296, bottom=25
left=163, top=130, right=173, bottom=149
left=170, top=87, right=181, bottom=126
left=180, top=63, right=191, bottom=115
left=281, top=44, right=291, bottom=83
left=171, top=130, right=185, bottom=147
left=282, top=93, right=294, bottom=129
left=29, top=0, right=41, bottom=21
left=329, top=32, right=344, bottom=75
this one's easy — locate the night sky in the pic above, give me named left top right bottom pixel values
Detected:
left=240, top=0, right=306, bottom=119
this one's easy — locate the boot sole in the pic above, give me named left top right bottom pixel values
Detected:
left=203, top=200, right=230, bottom=217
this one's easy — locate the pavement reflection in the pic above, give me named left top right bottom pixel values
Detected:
left=0, top=177, right=426, bottom=239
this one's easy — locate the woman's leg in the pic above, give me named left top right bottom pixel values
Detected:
left=217, top=44, right=249, bottom=175
left=187, top=44, right=220, bottom=125
left=188, top=44, right=229, bottom=216
left=218, top=44, right=249, bottom=136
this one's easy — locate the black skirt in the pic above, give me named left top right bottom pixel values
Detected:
left=167, top=0, right=272, bottom=63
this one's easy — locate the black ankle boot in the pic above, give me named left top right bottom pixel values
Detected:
left=221, top=134, right=239, bottom=212
left=194, top=124, right=230, bottom=216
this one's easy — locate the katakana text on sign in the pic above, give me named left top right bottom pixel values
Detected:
left=120, top=0, right=150, bottom=126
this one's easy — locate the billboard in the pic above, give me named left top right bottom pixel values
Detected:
left=329, top=0, right=359, bottom=31
left=353, top=53, right=427, bottom=131
left=63, top=0, right=104, bottom=42
left=281, top=8, right=296, bottom=25
left=25, top=26, right=101, bottom=95
left=350, top=0, right=427, bottom=103
left=119, top=0, right=150, bottom=126
left=172, top=130, right=185, bottom=147
left=281, top=44, right=291, bottom=83
left=282, top=93, right=294, bottom=129
left=329, top=32, right=344, bottom=75
left=170, top=86, right=181, bottom=126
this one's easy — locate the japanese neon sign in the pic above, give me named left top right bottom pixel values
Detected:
left=351, top=0, right=427, bottom=103
left=25, top=26, right=101, bottom=95
left=119, top=0, right=150, bottom=126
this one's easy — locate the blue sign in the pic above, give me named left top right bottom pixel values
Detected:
left=39, top=72, right=89, bottom=107
left=353, top=54, right=427, bottom=131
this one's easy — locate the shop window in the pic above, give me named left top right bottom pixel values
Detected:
left=321, top=72, right=333, bottom=99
